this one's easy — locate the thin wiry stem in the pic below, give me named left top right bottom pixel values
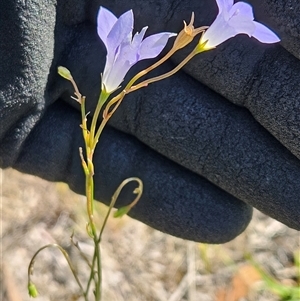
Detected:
left=130, top=47, right=200, bottom=92
left=28, top=244, right=87, bottom=301
left=98, top=177, right=143, bottom=242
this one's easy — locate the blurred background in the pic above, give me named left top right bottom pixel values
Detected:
left=1, top=168, right=299, bottom=301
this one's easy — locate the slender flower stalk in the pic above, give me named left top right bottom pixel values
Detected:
left=199, top=0, right=280, bottom=50
left=123, top=13, right=207, bottom=91
left=129, top=45, right=203, bottom=92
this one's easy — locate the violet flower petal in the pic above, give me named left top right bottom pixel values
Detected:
left=106, top=10, right=133, bottom=53
left=228, top=2, right=254, bottom=20
left=228, top=14, right=256, bottom=37
left=252, top=21, right=281, bottom=43
left=139, top=32, right=177, bottom=60
left=131, top=27, right=148, bottom=57
left=97, top=7, right=117, bottom=46
left=216, top=0, right=234, bottom=13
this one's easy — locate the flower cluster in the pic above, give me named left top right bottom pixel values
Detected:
left=97, top=1, right=280, bottom=92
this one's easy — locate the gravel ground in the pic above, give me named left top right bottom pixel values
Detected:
left=1, top=168, right=299, bottom=301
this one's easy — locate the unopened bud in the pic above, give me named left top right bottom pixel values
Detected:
left=58, top=66, right=73, bottom=80
left=28, top=282, right=38, bottom=298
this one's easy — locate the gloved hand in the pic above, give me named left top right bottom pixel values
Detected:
left=1, top=0, right=299, bottom=243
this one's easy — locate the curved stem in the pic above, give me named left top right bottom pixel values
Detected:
left=28, top=244, right=87, bottom=301
left=70, top=233, right=92, bottom=268
left=98, top=177, right=143, bottom=242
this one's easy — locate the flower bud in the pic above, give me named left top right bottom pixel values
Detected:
left=28, top=282, right=38, bottom=298
left=57, top=66, right=73, bottom=80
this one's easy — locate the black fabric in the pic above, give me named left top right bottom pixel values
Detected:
left=1, top=0, right=299, bottom=243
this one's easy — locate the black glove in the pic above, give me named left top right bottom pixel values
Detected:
left=1, top=0, right=299, bottom=243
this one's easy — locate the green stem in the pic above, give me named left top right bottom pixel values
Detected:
left=83, top=151, right=102, bottom=299
left=80, top=96, right=90, bottom=155
left=85, top=247, right=97, bottom=296
left=85, top=170, right=95, bottom=227
left=92, top=94, right=125, bottom=150
left=79, top=86, right=108, bottom=301
left=94, top=240, right=102, bottom=300
left=89, top=92, right=110, bottom=148
left=85, top=171, right=102, bottom=300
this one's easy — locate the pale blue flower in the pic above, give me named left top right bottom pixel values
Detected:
left=97, top=7, right=176, bottom=93
left=199, top=0, right=280, bottom=50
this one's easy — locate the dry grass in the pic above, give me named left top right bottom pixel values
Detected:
left=1, top=168, right=299, bottom=301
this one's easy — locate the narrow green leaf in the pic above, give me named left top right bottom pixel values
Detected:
left=113, top=206, right=130, bottom=218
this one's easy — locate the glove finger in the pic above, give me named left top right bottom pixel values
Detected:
left=13, top=100, right=252, bottom=243
left=176, top=40, right=300, bottom=160
left=109, top=69, right=300, bottom=230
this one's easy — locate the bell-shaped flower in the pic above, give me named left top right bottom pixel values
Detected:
left=97, top=7, right=176, bottom=93
left=199, top=0, right=280, bottom=50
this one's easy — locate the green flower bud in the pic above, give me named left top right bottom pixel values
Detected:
left=114, top=205, right=130, bottom=218
left=57, top=66, right=72, bottom=80
left=28, top=282, right=38, bottom=298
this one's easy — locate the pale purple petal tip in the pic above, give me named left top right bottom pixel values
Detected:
left=216, top=0, right=234, bottom=14
left=230, top=2, right=254, bottom=20
left=106, top=10, right=134, bottom=51
left=132, top=27, right=148, bottom=49
left=97, top=7, right=118, bottom=46
left=253, top=21, right=280, bottom=43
